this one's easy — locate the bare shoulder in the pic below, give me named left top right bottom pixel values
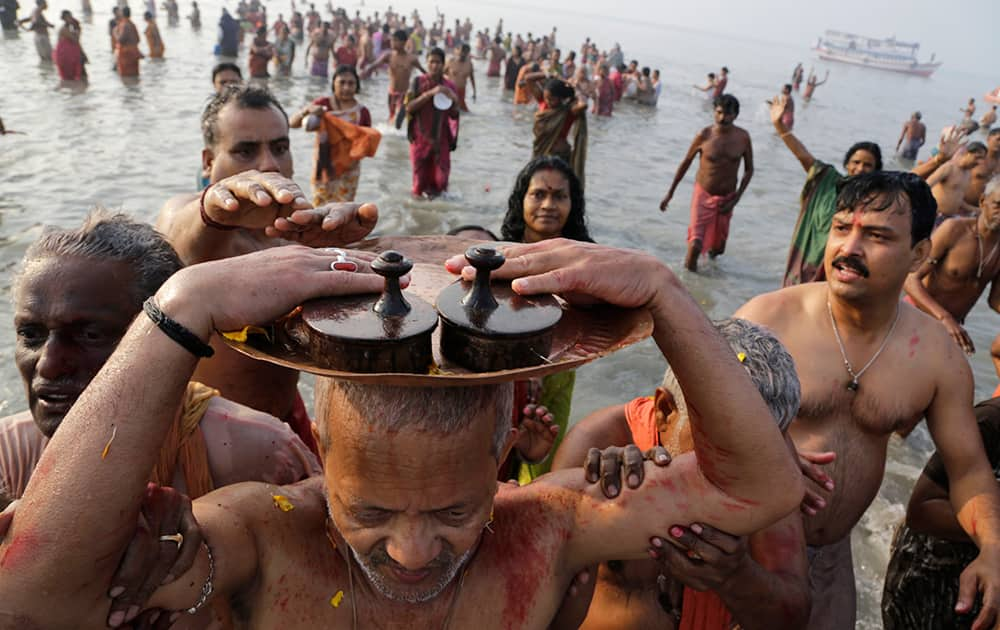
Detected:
left=901, top=301, right=964, bottom=361
left=193, top=476, right=326, bottom=534
left=734, top=283, right=815, bottom=328
left=155, top=192, right=198, bottom=232
left=932, top=216, right=973, bottom=245
left=494, top=476, right=582, bottom=532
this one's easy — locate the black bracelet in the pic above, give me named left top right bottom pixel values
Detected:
left=143, top=297, right=215, bottom=358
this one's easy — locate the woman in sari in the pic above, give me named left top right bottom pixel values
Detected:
left=53, top=10, right=86, bottom=80
left=532, top=78, right=587, bottom=187
left=500, top=156, right=593, bottom=483
left=289, top=64, right=377, bottom=204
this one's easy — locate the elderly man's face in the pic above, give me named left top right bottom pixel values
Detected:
left=323, top=394, right=500, bottom=603
left=14, top=257, right=138, bottom=437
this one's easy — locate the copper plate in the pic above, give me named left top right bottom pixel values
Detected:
left=222, top=235, right=654, bottom=385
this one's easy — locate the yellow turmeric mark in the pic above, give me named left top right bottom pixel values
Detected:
left=330, top=591, right=344, bottom=608
left=101, top=425, right=118, bottom=460
left=272, top=495, right=295, bottom=512
left=221, top=326, right=271, bottom=343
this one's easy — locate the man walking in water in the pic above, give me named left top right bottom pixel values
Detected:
left=445, top=43, right=476, bottom=111
left=660, top=94, right=753, bottom=272
left=896, top=111, right=926, bottom=161
left=361, top=29, right=425, bottom=127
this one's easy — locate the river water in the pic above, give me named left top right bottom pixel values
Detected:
left=1, top=1, right=997, bottom=626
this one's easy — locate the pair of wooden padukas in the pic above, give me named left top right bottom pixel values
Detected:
left=288, top=247, right=563, bottom=374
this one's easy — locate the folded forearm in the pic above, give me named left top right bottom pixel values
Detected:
left=648, top=277, right=801, bottom=508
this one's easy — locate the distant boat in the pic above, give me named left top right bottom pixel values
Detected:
left=813, top=30, right=942, bottom=77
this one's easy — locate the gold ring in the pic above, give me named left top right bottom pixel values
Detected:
left=159, top=533, right=184, bottom=547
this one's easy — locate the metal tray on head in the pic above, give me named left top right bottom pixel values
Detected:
left=222, top=235, right=653, bottom=385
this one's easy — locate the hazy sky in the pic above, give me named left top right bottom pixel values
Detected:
left=419, top=0, right=998, bottom=78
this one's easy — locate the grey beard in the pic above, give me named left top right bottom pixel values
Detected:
left=348, top=541, right=476, bottom=603
left=326, top=495, right=477, bottom=604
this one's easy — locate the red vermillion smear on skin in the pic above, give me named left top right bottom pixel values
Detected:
left=909, top=333, right=919, bottom=359
left=0, top=532, right=43, bottom=569
left=492, top=492, right=572, bottom=629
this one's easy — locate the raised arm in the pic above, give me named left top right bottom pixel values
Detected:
left=0, top=246, right=385, bottom=627
left=769, top=95, right=815, bottom=173
left=446, top=240, right=803, bottom=567
left=155, top=171, right=312, bottom=264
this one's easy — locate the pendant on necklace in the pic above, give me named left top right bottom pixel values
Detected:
left=846, top=379, right=859, bottom=392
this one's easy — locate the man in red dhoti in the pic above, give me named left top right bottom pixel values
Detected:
left=659, top=94, right=754, bottom=272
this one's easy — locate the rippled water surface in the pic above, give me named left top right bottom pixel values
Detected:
left=1, top=2, right=997, bottom=626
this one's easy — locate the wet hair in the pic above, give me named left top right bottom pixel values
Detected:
left=333, top=63, right=361, bottom=91
left=662, top=318, right=800, bottom=432
left=843, top=141, right=883, bottom=171
left=513, top=45, right=522, bottom=56
left=318, top=381, right=514, bottom=460
left=460, top=43, right=470, bottom=53
left=16, top=209, right=183, bottom=312
left=544, top=78, right=574, bottom=101
left=967, top=141, right=988, bottom=155
left=428, top=47, right=446, bottom=62
left=641, top=66, right=650, bottom=77
left=913, top=111, right=922, bottom=120
left=502, top=156, right=592, bottom=243
left=201, top=84, right=288, bottom=147
left=392, top=28, right=407, bottom=42
left=707, top=72, right=716, bottom=79
left=990, top=127, right=1000, bottom=138
left=256, top=25, right=266, bottom=37
left=713, top=94, right=740, bottom=116
left=446, top=224, right=499, bottom=240
left=783, top=83, right=792, bottom=92
left=211, top=62, right=242, bottom=82
left=721, top=66, right=729, bottom=73
left=122, top=6, right=130, bottom=17
left=834, top=171, right=936, bottom=245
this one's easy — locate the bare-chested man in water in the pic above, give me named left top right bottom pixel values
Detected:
left=0, top=239, right=804, bottom=629
left=896, top=111, right=926, bottom=161
left=928, top=141, right=987, bottom=218
left=445, top=43, right=476, bottom=111
left=362, top=29, right=425, bottom=127
left=737, top=171, right=1000, bottom=630
left=304, top=21, right=335, bottom=77
left=905, top=176, right=1000, bottom=356
left=965, top=129, right=1000, bottom=207
left=660, top=94, right=754, bottom=271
